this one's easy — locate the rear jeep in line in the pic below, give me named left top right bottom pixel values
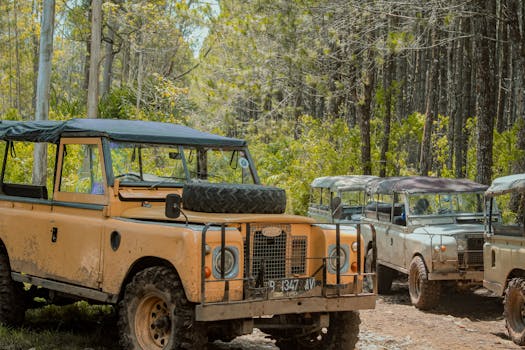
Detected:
left=0, top=119, right=375, bottom=350
left=308, top=175, right=379, bottom=224
left=359, top=176, right=488, bottom=309
left=483, top=173, right=525, bottom=346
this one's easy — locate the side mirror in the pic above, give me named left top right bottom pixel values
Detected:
left=331, top=196, right=342, bottom=219
left=165, top=194, right=182, bottom=218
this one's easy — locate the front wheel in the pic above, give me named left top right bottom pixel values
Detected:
left=118, top=266, right=207, bottom=350
left=408, top=256, right=440, bottom=310
left=274, top=311, right=360, bottom=350
left=504, top=277, right=525, bottom=346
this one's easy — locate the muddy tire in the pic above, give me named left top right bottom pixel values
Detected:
left=182, top=182, right=286, bottom=214
left=504, top=277, right=525, bottom=346
left=364, top=248, right=375, bottom=293
left=408, top=256, right=441, bottom=310
left=118, top=266, right=207, bottom=350
left=0, top=250, right=25, bottom=326
left=274, top=311, right=360, bottom=350
left=377, top=264, right=394, bottom=294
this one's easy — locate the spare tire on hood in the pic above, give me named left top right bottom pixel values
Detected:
left=182, top=182, right=286, bottom=214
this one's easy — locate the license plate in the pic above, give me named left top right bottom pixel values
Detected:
left=266, top=277, right=316, bottom=293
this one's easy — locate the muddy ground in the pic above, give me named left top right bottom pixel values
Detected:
left=210, top=281, right=521, bottom=350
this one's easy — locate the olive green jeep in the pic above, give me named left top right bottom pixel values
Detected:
left=483, top=173, right=525, bottom=346
left=0, top=119, right=375, bottom=350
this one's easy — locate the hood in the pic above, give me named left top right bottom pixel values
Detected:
left=411, top=223, right=484, bottom=236
left=119, top=206, right=316, bottom=224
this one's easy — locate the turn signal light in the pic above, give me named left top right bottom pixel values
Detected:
left=204, top=266, right=211, bottom=278
left=434, top=245, right=447, bottom=252
left=351, top=262, right=358, bottom=273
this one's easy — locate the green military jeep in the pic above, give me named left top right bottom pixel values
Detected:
left=0, top=119, right=375, bottom=350
left=483, top=173, right=525, bottom=346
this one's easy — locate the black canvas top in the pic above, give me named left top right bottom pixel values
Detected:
left=0, top=119, right=247, bottom=147
left=367, top=176, right=487, bottom=195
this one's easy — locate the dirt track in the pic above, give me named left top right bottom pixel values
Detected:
left=210, top=281, right=521, bottom=350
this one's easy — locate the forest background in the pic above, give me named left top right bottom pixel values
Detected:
left=1, top=0, right=524, bottom=215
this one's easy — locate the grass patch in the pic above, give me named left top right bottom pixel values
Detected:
left=0, top=301, right=120, bottom=350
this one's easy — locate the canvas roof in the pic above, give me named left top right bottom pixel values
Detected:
left=366, top=176, right=487, bottom=195
left=311, top=175, right=379, bottom=192
left=0, top=119, right=246, bottom=147
left=486, top=174, right=525, bottom=197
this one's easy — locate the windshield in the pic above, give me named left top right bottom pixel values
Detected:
left=408, top=192, right=485, bottom=216
left=491, top=192, right=524, bottom=225
left=109, top=142, right=256, bottom=186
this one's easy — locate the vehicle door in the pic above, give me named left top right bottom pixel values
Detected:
left=387, top=193, right=407, bottom=268
left=0, top=141, right=55, bottom=276
left=49, top=138, right=107, bottom=288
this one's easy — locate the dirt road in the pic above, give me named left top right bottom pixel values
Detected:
left=211, top=281, right=520, bottom=350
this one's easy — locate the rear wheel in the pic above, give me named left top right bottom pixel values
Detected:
left=274, top=311, right=360, bottom=350
left=118, top=266, right=207, bottom=349
left=408, top=256, right=440, bottom=310
left=504, top=277, right=525, bottom=346
left=0, top=250, right=25, bottom=326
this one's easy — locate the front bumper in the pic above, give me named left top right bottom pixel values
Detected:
left=195, top=293, right=375, bottom=321
left=428, top=270, right=483, bottom=281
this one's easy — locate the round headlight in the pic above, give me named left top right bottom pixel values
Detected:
left=456, top=239, right=467, bottom=251
left=351, top=241, right=358, bottom=252
left=213, top=248, right=236, bottom=277
left=328, top=247, right=347, bottom=272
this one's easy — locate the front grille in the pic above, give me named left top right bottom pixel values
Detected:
left=291, top=237, right=307, bottom=274
left=458, top=236, right=484, bottom=268
left=244, top=224, right=307, bottom=282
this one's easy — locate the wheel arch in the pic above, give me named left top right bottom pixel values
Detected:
left=410, top=252, right=429, bottom=273
left=505, top=269, right=525, bottom=290
left=118, top=256, right=179, bottom=302
left=0, top=239, right=12, bottom=264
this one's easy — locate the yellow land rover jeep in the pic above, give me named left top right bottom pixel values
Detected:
left=0, top=119, right=375, bottom=349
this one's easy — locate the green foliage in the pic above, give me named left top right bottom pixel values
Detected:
left=0, top=301, right=118, bottom=350
left=465, top=116, right=478, bottom=179
left=432, top=114, right=453, bottom=177
left=492, top=124, right=523, bottom=179
left=249, top=116, right=361, bottom=214
left=99, top=87, right=136, bottom=120
left=385, top=112, right=424, bottom=175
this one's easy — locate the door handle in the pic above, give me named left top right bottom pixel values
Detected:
left=51, top=227, right=58, bottom=243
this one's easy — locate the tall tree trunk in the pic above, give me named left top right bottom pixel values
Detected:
left=508, top=0, right=525, bottom=173
left=32, top=0, right=39, bottom=113
left=379, top=56, right=393, bottom=177
left=136, top=42, right=144, bottom=112
left=496, top=0, right=509, bottom=133
left=33, top=0, right=55, bottom=186
left=83, top=0, right=91, bottom=93
left=13, top=1, right=21, bottom=114
left=420, top=30, right=438, bottom=176
left=87, top=0, right=102, bottom=119
left=7, top=7, right=13, bottom=110
left=355, top=61, right=375, bottom=175
left=474, top=0, right=497, bottom=185
left=454, top=18, right=465, bottom=178
left=101, top=24, right=116, bottom=98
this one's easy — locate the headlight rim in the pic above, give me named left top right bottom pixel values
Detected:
left=327, top=244, right=350, bottom=274
left=212, top=246, right=239, bottom=279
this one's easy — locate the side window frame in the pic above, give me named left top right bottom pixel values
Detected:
left=54, top=138, right=108, bottom=205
